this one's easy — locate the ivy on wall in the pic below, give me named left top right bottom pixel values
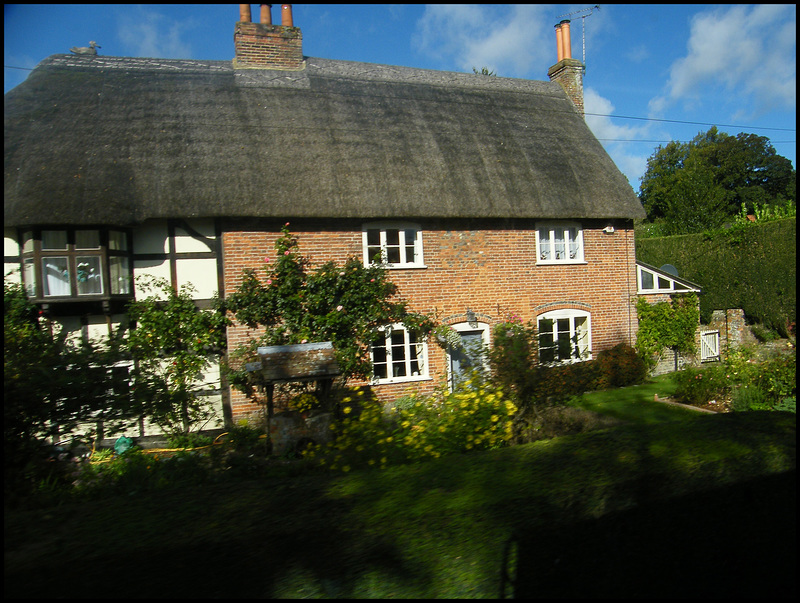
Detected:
left=635, top=293, right=700, bottom=369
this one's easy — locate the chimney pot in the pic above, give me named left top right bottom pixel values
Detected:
left=260, top=4, right=272, bottom=25
left=281, top=4, right=293, bottom=27
left=239, top=4, right=252, bottom=23
left=560, top=19, right=572, bottom=60
left=554, top=23, right=564, bottom=62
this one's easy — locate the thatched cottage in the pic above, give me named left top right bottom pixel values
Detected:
left=5, top=5, right=666, bottom=430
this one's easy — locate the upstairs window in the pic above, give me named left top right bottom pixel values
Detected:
left=370, top=325, right=428, bottom=383
left=362, top=223, right=424, bottom=268
left=536, top=222, right=584, bottom=264
left=537, top=309, right=591, bottom=364
left=21, top=228, right=133, bottom=301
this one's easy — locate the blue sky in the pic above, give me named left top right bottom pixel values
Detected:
left=4, top=4, right=796, bottom=191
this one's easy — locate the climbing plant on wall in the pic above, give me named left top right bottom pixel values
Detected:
left=635, top=293, right=700, bottom=370
left=224, top=224, right=434, bottom=395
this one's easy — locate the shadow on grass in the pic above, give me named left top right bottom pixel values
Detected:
left=508, top=469, right=796, bottom=598
left=4, top=475, right=431, bottom=599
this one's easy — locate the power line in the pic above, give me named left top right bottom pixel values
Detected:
left=586, top=112, right=796, bottom=132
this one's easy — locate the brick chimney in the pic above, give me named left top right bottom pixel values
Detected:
left=547, top=20, right=584, bottom=116
left=234, top=4, right=304, bottom=70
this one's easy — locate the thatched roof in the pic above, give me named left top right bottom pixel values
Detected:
left=4, top=54, right=645, bottom=227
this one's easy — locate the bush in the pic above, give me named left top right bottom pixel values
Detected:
left=674, top=365, right=732, bottom=406
left=307, top=381, right=516, bottom=472
left=593, top=343, right=647, bottom=389
left=731, top=385, right=771, bottom=412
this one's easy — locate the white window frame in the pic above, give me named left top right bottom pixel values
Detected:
left=537, top=309, right=592, bottom=364
left=370, top=324, right=429, bottom=384
left=535, top=222, right=585, bottom=265
left=637, top=264, right=677, bottom=294
left=362, top=222, right=425, bottom=269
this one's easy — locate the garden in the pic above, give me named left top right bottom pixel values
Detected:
left=4, top=224, right=796, bottom=598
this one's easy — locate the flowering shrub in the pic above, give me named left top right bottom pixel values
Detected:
left=673, top=364, right=732, bottom=406
left=306, top=382, right=516, bottom=472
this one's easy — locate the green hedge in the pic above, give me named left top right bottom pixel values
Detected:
left=636, top=217, right=796, bottom=335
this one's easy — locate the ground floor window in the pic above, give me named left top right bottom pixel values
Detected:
left=370, top=325, right=428, bottom=383
left=537, top=309, right=591, bottom=364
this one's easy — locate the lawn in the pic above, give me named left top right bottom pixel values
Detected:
left=4, top=377, right=795, bottom=599
left=571, top=373, right=701, bottom=423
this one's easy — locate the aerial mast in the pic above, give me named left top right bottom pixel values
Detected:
left=557, top=5, right=600, bottom=67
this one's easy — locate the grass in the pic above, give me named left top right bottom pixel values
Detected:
left=4, top=377, right=796, bottom=598
left=570, top=374, right=700, bottom=424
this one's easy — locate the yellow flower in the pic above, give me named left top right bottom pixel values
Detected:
left=491, top=414, right=499, bottom=422
left=342, top=465, right=350, bottom=472
left=343, top=406, right=352, bottom=414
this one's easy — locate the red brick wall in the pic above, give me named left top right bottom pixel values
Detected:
left=222, top=219, right=639, bottom=421
left=233, top=22, right=303, bottom=70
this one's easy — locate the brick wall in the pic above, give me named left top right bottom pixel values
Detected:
left=233, top=22, right=303, bottom=70
left=222, top=219, right=639, bottom=422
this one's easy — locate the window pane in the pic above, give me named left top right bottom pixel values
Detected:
left=76, top=256, right=103, bottom=295
left=556, top=318, right=571, bottom=360
left=110, top=257, right=131, bottom=294
left=385, top=229, right=400, bottom=246
left=42, top=257, right=70, bottom=296
left=641, top=269, right=654, bottom=290
left=75, top=230, right=100, bottom=249
left=553, top=228, right=566, bottom=260
left=109, top=231, right=128, bottom=251
left=568, top=227, right=580, bottom=259
left=539, top=230, right=551, bottom=260
left=404, top=230, right=417, bottom=263
left=42, top=230, right=67, bottom=250
left=658, top=277, right=671, bottom=290
left=22, top=231, right=33, bottom=253
left=574, top=317, right=588, bottom=357
left=23, top=258, right=36, bottom=296
left=367, top=229, right=380, bottom=246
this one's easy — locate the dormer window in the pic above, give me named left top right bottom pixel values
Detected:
left=536, top=222, right=584, bottom=264
left=21, top=228, right=133, bottom=302
left=362, top=222, right=425, bottom=269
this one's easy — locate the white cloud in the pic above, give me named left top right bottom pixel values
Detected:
left=650, top=4, right=796, bottom=117
left=117, top=7, right=195, bottom=59
left=413, top=4, right=552, bottom=77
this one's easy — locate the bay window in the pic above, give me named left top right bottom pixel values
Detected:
left=20, top=228, right=133, bottom=302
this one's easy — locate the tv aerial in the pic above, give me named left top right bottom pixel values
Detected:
left=557, top=5, right=600, bottom=66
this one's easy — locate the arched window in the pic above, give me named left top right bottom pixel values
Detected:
left=537, top=309, right=591, bottom=363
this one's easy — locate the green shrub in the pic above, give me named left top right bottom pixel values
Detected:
left=754, top=352, right=796, bottom=403
left=731, top=385, right=771, bottom=412
left=307, top=381, right=516, bottom=472
left=167, top=432, right=213, bottom=449
left=674, top=365, right=732, bottom=406
left=773, top=397, right=796, bottom=414
left=593, top=343, right=648, bottom=389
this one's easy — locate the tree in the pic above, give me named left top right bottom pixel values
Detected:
left=639, top=127, right=796, bottom=235
left=5, top=278, right=133, bottom=497
left=125, top=276, right=228, bottom=436
left=224, top=224, right=434, bottom=397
